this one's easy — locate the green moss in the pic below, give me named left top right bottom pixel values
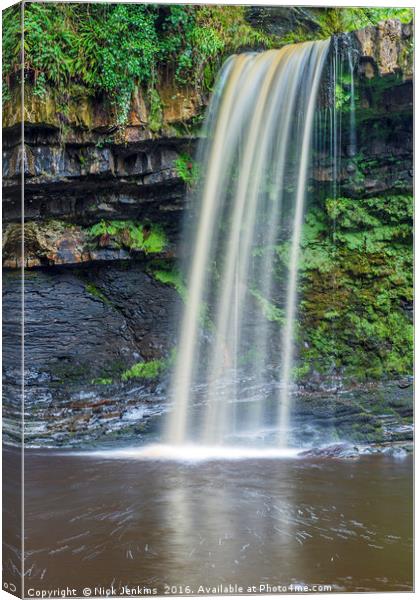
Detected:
left=91, top=377, right=113, bottom=385
left=296, top=194, right=413, bottom=382
left=85, top=282, right=112, bottom=305
left=88, top=220, right=166, bottom=254
left=152, top=268, right=187, bottom=301
left=291, top=363, right=311, bottom=381
left=121, top=359, right=165, bottom=381
left=148, top=87, right=163, bottom=133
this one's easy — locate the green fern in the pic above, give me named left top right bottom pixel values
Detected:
left=88, top=220, right=166, bottom=254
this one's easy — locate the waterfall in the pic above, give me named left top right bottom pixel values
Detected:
left=167, top=40, right=330, bottom=448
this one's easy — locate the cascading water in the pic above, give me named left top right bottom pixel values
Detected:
left=167, top=40, right=330, bottom=448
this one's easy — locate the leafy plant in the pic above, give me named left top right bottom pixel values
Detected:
left=2, top=4, right=274, bottom=122
left=88, top=220, right=166, bottom=254
left=121, top=359, right=165, bottom=381
left=172, top=6, right=273, bottom=89
left=335, top=83, right=350, bottom=110
left=174, top=153, right=200, bottom=186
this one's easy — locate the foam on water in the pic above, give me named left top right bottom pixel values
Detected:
left=73, top=444, right=302, bottom=462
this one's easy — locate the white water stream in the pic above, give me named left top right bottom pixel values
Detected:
left=167, top=40, right=330, bottom=447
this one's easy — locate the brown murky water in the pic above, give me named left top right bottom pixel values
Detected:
left=4, top=449, right=413, bottom=595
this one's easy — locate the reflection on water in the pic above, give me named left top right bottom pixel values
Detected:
left=4, top=449, right=412, bottom=594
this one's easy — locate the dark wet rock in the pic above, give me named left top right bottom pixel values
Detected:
left=2, top=135, right=191, bottom=247
left=3, top=82, right=205, bottom=133
left=380, top=445, right=409, bottom=458
left=2, top=264, right=179, bottom=388
left=397, top=377, right=413, bottom=389
left=83, top=263, right=183, bottom=361
left=2, top=135, right=186, bottom=186
left=299, top=440, right=412, bottom=460
left=312, top=111, right=412, bottom=197
left=291, top=381, right=413, bottom=447
left=4, top=269, right=136, bottom=386
left=299, top=443, right=360, bottom=459
left=3, top=373, right=411, bottom=448
left=3, top=184, right=186, bottom=243
left=246, top=6, right=322, bottom=39
left=3, top=378, right=166, bottom=447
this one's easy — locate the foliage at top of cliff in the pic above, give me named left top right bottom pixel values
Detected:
left=279, top=7, right=413, bottom=44
left=2, top=2, right=272, bottom=122
left=2, top=4, right=413, bottom=124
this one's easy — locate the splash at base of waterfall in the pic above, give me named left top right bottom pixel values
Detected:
left=73, top=444, right=302, bottom=462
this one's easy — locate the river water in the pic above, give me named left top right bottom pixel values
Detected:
left=4, top=448, right=413, bottom=595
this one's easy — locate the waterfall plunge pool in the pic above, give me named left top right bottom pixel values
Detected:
left=4, top=447, right=412, bottom=594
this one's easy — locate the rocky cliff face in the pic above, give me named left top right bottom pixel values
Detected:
left=2, top=19, right=413, bottom=446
